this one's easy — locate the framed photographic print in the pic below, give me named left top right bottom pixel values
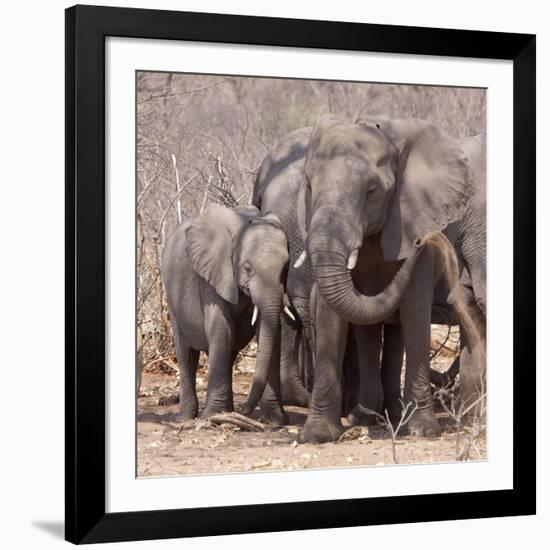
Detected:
left=65, top=5, right=536, bottom=544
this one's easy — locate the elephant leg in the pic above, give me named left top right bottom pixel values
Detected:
left=202, top=343, right=235, bottom=417
left=348, top=323, right=383, bottom=426
left=458, top=310, right=486, bottom=420
left=258, top=327, right=289, bottom=426
left=400, top=249, right=442, bottom=437
left=341, top=330, right=359, bottom=416
left=201, top=302, right=236, bottom=417
left=459, top=343, right=486, bottom=420
left=298, top=286, right=347, bottom=443
left=278, top=320, right=310, bottom=406
left=381, top=323, right=405, bottom=426
left=171, top=319, right=200, bottom=420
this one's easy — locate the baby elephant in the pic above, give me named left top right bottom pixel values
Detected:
left=162, top=203, right=290, bottom=423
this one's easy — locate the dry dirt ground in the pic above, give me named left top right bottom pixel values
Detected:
left=137, top=327, right=485, bottom=477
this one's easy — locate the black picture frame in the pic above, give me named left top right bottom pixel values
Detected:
left=65, top=4, right=536, bottom=544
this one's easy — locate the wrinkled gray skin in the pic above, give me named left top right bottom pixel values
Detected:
left=161, top=204, right=290, bottom=423
left=452, top=133, right=487, bottom=409
left=298, top=114, right=474, bottom=443
left=253, top=127, right=314, bottom=406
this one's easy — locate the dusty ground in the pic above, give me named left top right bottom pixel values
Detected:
left=137, top=327, right=486, bottom=477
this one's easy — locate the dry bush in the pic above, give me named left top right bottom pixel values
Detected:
left=137, top=72, right=485, bottom=375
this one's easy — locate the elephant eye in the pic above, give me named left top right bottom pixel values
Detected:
left=242, top=261, right=253, bottom=275
left=376, top=155, right=390, bottom=167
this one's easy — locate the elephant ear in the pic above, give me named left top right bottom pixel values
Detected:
left=185, top=204, right=259, bottom=304
left=261, top=211, right=284, bottom=229
left=378, top=119, right=473, bottom=261
left=233, top=204, right=261, bottom=219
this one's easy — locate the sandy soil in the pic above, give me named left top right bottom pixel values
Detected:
left=137, top=332, right=486, bottom=477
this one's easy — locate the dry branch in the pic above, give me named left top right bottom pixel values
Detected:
left=155, top=163, right=206, bottom=241
left=208, top=412, right=266, bottom=432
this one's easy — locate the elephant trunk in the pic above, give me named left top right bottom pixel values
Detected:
left=241, top=298, right=282, bottom=415
left=309, top=234, right=424, bottom=325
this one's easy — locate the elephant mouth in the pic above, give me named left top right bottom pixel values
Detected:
left=248, top=294, right=297, bottom=326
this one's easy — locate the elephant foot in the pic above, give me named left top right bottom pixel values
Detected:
left=170, top=400, right=199, bottom=422
left=158, top=393, right=180, bottom=407
left=407, top=409, right=442, bottom=438
left=171, top=410, right=198, bottom=423
left=298, top=415, right=344, bottom=444
left=162, top=393, right=198, bottom=421
left=259, top=403, right=289, bottom=426
left=201, top=400, right=233, bottom=418
left=347, top=404, right=380, bottom=426
left=281, top=383, right=310, bottom=407
left=236, top=401, right=255, bottom=417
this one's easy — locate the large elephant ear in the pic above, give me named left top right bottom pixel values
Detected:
left=378, top=119, right=473, bottom=261
left=185, top=204, right=259, bottom=304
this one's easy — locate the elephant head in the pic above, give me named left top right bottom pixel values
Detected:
left=298, top=114, right=472, bottom=324
left=185, top=203, right=290, bottom=413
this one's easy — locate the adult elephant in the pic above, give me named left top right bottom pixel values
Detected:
left=162, top=203, right=291, bottom=423
left=253, top=127, right=314, bottom=405
left=297, top=114, right=475, bottom=443
left=350, top=133, right=487, bottom=426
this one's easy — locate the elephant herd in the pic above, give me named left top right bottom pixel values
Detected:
left=159, top=114, right=486, bottom=444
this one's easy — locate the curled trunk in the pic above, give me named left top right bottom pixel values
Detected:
left=309, top=234, right=424, bottom=325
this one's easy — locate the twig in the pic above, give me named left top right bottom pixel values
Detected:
left=433, top=386, right=487, bottom=460
left=143, top=355, right=178, bottom=373
left=155, top=163, right=206, bottom=241
left=171, top=153, right=182, bottom=224
left=357, top=400, right=418, bottom=464
left=137, top=78, right=231, bottom=104
left=199, top=181, right=210, bottom=214
left=208, top=412, right=266, bottom=432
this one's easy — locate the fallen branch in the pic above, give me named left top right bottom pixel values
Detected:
left=208, top=412, right=266, bottom=432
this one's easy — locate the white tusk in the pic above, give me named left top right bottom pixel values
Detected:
left=251, top=305, right=259, bottom=326
left=284, top=306, right=296, bottom=321
left=347, top=249, right=359, bottom=270
left=294, top=250, right=307, bottom=268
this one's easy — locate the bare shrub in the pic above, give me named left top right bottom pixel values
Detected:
left=136, top=72, right=486, bottom=378
left=356, top=401, right=418, bottom=464
left=434, top=382, right=487, bottom=461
